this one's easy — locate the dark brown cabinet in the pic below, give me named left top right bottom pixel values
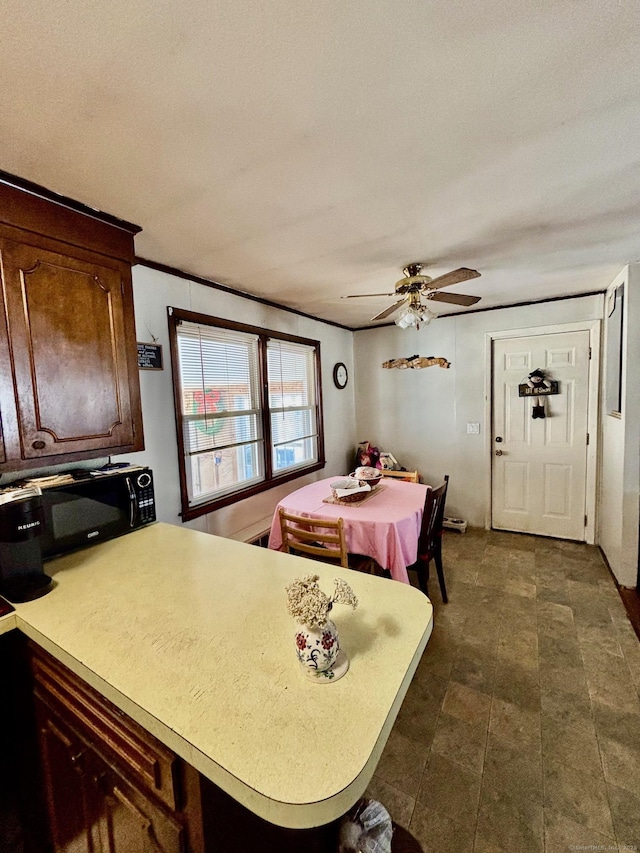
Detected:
left=93, top=762, right=184, bottom=853
left=30, top=647, right=203, bottom=853
left=36, top=706, right=102, bottom=853
left=27, top=645, right=341, bottom=853
left=36, top=705, right=185, bottom=853
left=0, top=180, right=144, bottom=471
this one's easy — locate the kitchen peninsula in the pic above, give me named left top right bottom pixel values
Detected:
left=2, top=523, right=433, bottom=852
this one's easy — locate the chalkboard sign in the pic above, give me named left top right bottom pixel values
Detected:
left=137, top=342, right=163, bottom=370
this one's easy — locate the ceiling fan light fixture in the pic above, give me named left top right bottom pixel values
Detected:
left=418, top=304, right=436, bottom=324
left=395, top=305, right=416, bottom=329
left=394, top=300, right=436, bottom=329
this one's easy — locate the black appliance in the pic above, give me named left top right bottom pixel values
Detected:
left=0, top=486, right=52, bottom=603
left=38, top=466, right=156, bottom=560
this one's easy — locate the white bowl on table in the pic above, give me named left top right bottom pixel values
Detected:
left=349, top=467, right=382, bottom=488
left=330, top=479, right=371, bottom=502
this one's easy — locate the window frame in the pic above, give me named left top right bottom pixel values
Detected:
left=605, top=282, right=624, bottom=417
left=168, top=307, right=325, bottom=521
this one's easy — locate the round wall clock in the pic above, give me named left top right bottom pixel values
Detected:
left=333, top=362, right=348, bottom=389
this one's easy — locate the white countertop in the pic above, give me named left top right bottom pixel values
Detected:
left=11, top=522, right=433, bottom=828
left=0, top=609, right=16, bottom=634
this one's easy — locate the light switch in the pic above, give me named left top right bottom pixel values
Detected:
left=467, top=422, right=480, bottom=434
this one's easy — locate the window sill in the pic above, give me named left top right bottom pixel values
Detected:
left=180, top=461, right=326, bottom=522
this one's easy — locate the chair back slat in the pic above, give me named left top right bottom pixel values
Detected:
left=381, top=469, right=420, bottom=483
left=278, top=508, right=349, bottom=568
left=418, top=475, right=449, bottom=556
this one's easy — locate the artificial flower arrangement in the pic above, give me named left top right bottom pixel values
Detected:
left=285, top=573, right=358, bottom=627
left=285, top=574, right=358, bottom=682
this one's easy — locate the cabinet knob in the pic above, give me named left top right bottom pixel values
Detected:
left=32, top=440, right=46, bottom=449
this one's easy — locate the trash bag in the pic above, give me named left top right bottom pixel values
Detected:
left=337, top=798, right=393, bottom=853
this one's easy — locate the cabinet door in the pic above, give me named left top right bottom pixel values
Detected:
left=35, top=699, right=101, bottom=853
left=0, top=238, right=139, bottom=460
left=95, top=766, right=184, bottom=853
left=35, top=697, right=183, bottom=853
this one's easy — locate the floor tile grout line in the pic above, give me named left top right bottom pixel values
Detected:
left=372, top=531, right=640, bottom=851
left=418, top=589, right=487, bottom=846
left=472, top=684, right=493, bottom=853
left=538, top=555, right=620, bottom=849
left=532, top=587, right=547, bottom=853
left=593, top=717, right=622, bottom=848
left=407, top=622, right=448, bottom=834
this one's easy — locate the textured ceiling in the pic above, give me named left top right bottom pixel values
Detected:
left=1, top=0, right=639, bottom=328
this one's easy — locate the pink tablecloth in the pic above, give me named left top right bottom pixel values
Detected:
left=268, top=476, right=428, bottom=584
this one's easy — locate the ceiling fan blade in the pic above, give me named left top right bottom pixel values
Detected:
left=342, top=292, right=395, bottom=299
left=371, top=298, right=407, bottom=321
left=426, top=268, right=481, bottom=291
left=429, top=291, right=481, bottom=306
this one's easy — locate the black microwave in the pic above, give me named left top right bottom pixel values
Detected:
left=39, top=467, right=156, bottom=559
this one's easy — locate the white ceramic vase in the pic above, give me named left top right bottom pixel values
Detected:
left=294, top=619, right=349, bottom=683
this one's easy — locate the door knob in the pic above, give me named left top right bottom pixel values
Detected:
left=495, top=449, right=503, bottom=456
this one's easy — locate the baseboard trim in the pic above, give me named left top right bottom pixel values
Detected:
left=618, top=586, right=640, bottom=643
left=599, top=546, right=640, bottom=642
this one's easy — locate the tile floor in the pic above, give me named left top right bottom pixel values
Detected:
left=365, top=528, right=640, bottom=853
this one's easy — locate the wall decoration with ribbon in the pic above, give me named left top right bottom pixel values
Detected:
left=382, top=354, right=451, bottom=370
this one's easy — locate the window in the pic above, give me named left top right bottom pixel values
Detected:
left=168, top=308, right=325, bottom=520
left=267, top=338, right=320, bottom=475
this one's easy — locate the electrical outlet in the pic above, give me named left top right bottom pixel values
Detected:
left=466, top=422, right=480, bottom=434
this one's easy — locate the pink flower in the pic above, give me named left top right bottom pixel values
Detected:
left=321, top=631, right=335, bottom=650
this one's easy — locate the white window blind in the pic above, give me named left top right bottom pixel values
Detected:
left=170, top=307, right=324, bottom=517
left=176, top=321, right=264, bottom=505
left=267, top=339, right=318, bottom=473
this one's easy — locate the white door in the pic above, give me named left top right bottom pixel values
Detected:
left=492, top=331, right=590, bottom=540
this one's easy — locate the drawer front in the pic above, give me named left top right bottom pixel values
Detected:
left=30, top=646, right=179, bottom=811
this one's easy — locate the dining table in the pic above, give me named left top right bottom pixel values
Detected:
left=268, top=475, right=428, bottom=584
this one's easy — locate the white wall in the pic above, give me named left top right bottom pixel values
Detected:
left=115, top=265, right=356, bottom=539
left=599, top=265, right=640, bottom=587
left=353, top=294, right=603, bottom=530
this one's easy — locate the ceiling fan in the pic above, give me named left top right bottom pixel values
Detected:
left=344, top=263, right=482, bottom=325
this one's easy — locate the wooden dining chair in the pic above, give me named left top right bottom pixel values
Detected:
left=380, top=469, right=420, bottom=483
left=413, top=475, right=449, bottom=602
left=278, top=508, right=349, bottom=568
left=278, top=508, right=377, bottom=574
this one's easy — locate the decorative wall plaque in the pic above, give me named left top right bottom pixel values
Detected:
left=518, top=381, right=559, bottom=397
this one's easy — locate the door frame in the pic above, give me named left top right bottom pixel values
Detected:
left=483, top=320, right=601, bottom=543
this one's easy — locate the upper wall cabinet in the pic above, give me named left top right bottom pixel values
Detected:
left=0, top=180, right=144, bottom=470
